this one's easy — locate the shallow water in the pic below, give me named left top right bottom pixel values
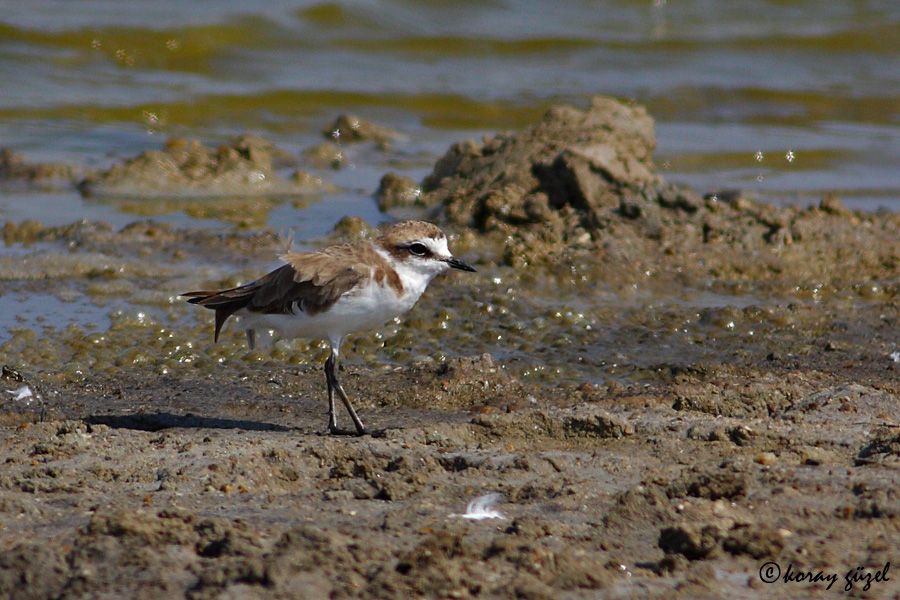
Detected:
left=1, top=0, right=897, bottom=225
left=0, top=291, right=111, bottom=335
left=0, top=1, right=897, bottom=370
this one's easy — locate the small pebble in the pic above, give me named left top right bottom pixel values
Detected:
left=755, top=452, right=777, bottom=465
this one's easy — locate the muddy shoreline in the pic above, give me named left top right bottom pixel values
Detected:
left=1, top=98, right=898, bottom=599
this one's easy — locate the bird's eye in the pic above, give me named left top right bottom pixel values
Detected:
left=408, top=243, right=428, bottom=256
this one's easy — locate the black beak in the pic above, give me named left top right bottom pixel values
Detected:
left=445, top=257, right=477, bottom=272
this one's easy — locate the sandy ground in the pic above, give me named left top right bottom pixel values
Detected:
left=1, top=326, right=898, bottom=599
left=1, top=97, right=898, bottom=599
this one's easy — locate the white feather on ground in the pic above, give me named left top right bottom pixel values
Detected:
left=5, top=385, right=35, bottom=404
left=460, top=493, right=505, bottom=520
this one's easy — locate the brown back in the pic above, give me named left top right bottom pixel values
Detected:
left=184, top=240, right=403, bottom=342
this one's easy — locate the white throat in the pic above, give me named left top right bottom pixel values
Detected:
left=374, top=245, right=447, bottom=303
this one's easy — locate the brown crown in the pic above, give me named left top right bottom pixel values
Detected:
left=377, top=220, right=445, bottom=247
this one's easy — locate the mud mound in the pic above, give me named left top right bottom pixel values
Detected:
left=376, top=172, right=422, bottom=210
left=423, top=96, right=660, bottom=232
left=323, top=114, right=401, bottom=146
left=1, top=218, right=280, bottom=263
left=0, top=148, right=82, bottom=187
left=421, top=96, right=899, bottom=290
left=79, top=135, right=325, bottom=198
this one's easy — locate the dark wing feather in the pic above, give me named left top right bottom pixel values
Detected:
left=246, top=262, right=366, bottom=316
left=182, top=247, right=370, bottom=343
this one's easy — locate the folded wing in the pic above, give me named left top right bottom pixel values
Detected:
left=183, top=246, right=367, bottom=342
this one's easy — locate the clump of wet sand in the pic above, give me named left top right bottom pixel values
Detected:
left=0, top=148, right=85, bottom=187
left=417, top=96, right=898, bottom=294
left=78, top=135, right=328, bottom=199
left=323, top=114, right=402, bottom=147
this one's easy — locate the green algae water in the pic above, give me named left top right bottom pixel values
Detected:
left=0, top=1, right=897, bottom=378
left=1, top=0, right=897, bottom=224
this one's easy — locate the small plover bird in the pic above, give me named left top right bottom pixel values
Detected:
left=182, top=220, right=475, bottom=435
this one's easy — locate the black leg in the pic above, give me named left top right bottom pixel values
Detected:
left=324, top=353, right=338, bottom=433
left=324, top=351, right=366, bottom=436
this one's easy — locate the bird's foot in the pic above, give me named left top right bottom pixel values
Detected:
left=327, top=424, right=367, bottom=437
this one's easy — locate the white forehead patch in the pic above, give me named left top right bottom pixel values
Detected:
left=422, top=236, right=450, bottom=258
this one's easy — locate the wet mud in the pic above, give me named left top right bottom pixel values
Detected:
left=78, top=135, right=327, bottom=199
left=1, top=100, right=898, bottom=598
left=323, top=114, right=402, bottom=147
left=420, top=97, right=898, bottom=296
left=0, top=148, right=85, bottom=189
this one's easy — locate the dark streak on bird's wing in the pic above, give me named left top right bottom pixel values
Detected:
left=182, top=244, right=373, bottom=342
left=246, top=259, right=367, bottom=316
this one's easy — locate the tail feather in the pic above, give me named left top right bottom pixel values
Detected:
left=181, top=284, right=260, bottom=343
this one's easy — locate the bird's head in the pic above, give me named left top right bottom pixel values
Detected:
left=377, top=220, right=476, bottom=280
